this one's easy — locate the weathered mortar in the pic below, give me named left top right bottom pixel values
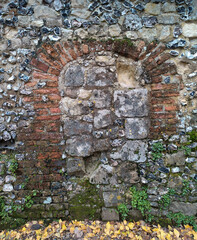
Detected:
left=0, top=0, right=196, bottom=224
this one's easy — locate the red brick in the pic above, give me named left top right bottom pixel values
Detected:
left=48, top=67, right=60, bottom=76
left=34, top=103, right=59, bottom=109
left=25, top=80, right=38, bottom=88
left=49, top=108, right=61, bottom=114
left=33, top=71, right=58, bottom=81
left=151, top=76, right=162, bottom=83
left=36, top=115, right=61, bottom=121
left=42, top=43, right=59, bottom=59
left=23, top=97, right=32, bottom=102
left=46, top=81, right=58, bottom=87
left=151, top=98, right=175, bottom=105
left=151, top=106, right=163, bottom=112
left=151, top=83, right=178, bottom=91
left=54, top=42, right=72, bottom=64
left=165, top=105, right=179, bottom=111
left=150, top=113, right=176, bottom=119
left=33, top=88, right=59, bottom=94
left=48, top=94, right=61, bottom=101
left=39, top=52, right=62, bottom=70
left=36, top=109, right=48, bottom=115
left=68, top=48, right=77, bottom=60
left=81, top=44, right=89, bottom=54
left=31, top=58, right=49, bottom=72
left=156, top=53, right=170, bottom=65
left=49, top=152, right=61, bottom=159
left=38, top=153, right=49, bottom=160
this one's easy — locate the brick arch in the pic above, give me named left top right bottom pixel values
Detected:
left=17, top=40, right=181, bottom=189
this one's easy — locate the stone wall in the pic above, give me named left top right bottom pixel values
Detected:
left=0, top=0, right=196, bottom=223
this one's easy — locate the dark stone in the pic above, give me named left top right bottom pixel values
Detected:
left=130, top=8, right=138, bottom=14
left=177, top=6, right=186, bottom=15
left=113, top=9, right=121, bottom=18
left=100, top=0, right=109, bottom=4
left=88, top=1, right=100, bottom=11
left=66, top=158, right=85, bottom=176
left=100, top=5, right=112, bottom=12
left=158, top=167, right=170, bottom=173
left=18, top=0, right=28, bottom=8
left=18, top=73, right=30, bottom=82
left=82, top=21, right=92, bottom=28
left=61, top=9, right=70, bottom=18
left=188, top=6, right=193, bottom=15
left=175, top=0, right=185, bottom=4
left=41, top=27, right=52, bottom=34
left=135, top=4, right=144, bottom=11
left=9, top=2, right=18, bottom=8
left=164, top=76, right=171, bottom=83
left=142, top=16, right=158, bottom=28
left=63, top=18, right=71, bottom=28
left=54, top=27, right=60, bottom=35
left=117, top=162, right=139, bottom=183
left=104, top=13, right=118, bottom=24
left=31, top=224, right=42, bottom=230
left=93, top=139, right=110, bottom=151
left=123, top=1, right=133, bottom=8
left=170, top=50, right=179, bottom=56
left=166, top=39, right=186, bottom=49
left=190, top=44, right=197, bottom=54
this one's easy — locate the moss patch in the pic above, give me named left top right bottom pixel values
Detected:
left=68, top=179, right=104, bottom=220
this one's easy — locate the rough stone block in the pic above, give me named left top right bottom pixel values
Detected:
left=165, top=151, right=185, bottom=166
left=169, top=202, right=197, bottom=216
left=66, top=136, right=92, bottom=157
left=89, top=164, right=113, bottom=185
left=117, top=162, right=139, bottom=184
left=182, top=23, right=197, bottom=38
left=103, top=191, right=122, bottom=207
left=114, top=89, right=149, bottom=118
left=67, top=158, right=85, bottom=176
left=125, top=118, right=149, bottom=139
left=102, top=208, right=119, bottom=221
left=86, top=67, right=115, bottom=86
left=121, top=140, right=147, bottom=163
left=90, top=89, right=112, bottom=109
left=94, top=110, right=112, bottom=129
left=64, top=64, right=84, bottom=87
left=64, top=119, right=92, bottom=136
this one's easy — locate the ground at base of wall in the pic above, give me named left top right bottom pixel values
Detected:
left=0, top=219, right=196, bottom=240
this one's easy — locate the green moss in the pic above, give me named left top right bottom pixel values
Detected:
left=187, top=130, right=197, bottom=142
left=68, top=179, right=104, bottom=220
left=113, top=38, right=134, bottom=47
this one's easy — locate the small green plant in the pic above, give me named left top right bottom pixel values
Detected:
left=167, top=212, right=197, bottom=231
left=8, top=157, right=18, bottom=175
left=158, top=188, right=175, bottom=210
left=151, top=142, right=164, bottom=161
left=180, top=145, right=191, bottom=156
left=130, top=186, right=153, bottom=222
left=181, top=180, right=191, bottom=197
left=187, top=130, right=197, bottom=142
left=117, top=203, right=129, bottom=220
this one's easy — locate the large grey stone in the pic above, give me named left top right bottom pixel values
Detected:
left=66, top=136, right=92, bottom=157
left=34, top=5, right=59, bottom=19
left=86, top=67, right=115, bottom=87
left=169, top=202, right=197, bottom=216
left=3, top=184, right=13, bottom=192
left=64, top=119, right=92, bottom=136
left=90, top=90, right=111, bottom=109
left=66, top=158, right=85, bottom=176
left=165, top=151, right=185, bottom=166
left=102, top=208, right=119, bottom=221
left=182, top=23, right=197, bottom=38
left=93, top=139, right=110, bottom=152
left=124, top=14, right=143, bottom=30
left=114, top=89, right=149, bottom=118
left=60, top=97, right=87, bottom=116
left=89, top=164, right=113, bottom=185
left=125, top=118, right=149, bottom=139
left=121, top=141, right=147, bottom=163
left=116, top=162, right=139, bottom=184
left=64, top=65, right=84, bottom=87
left=103, top=191, right=122, bottom=207
left=94, top=110, right=112, bottom=129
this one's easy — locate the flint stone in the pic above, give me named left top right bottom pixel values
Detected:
left=86, top=67, right=115, bottom=87
left=3, top=184, right=13, bottom=192
left=103, top=191, right=122, bottom=207
left=43, top=197, right=52, bottom=204
left=89, top=164, right=113, bottom=184
left=102, top=208, right=119, bottom=221
left=124, top=14, right=143, bottom=31
left=166, top=39, right=186, bottom=49
left=64, top=65, right=84, bottom=87
left=66, top=136, right=92, bottom=157
left=53, top=0, right=63, bottom=11
left=125, top=118, right=149, bottom=139
left=142, top=16, right=158, bottom=28
left=64, top=119, right=92, bottom=136
left=121, top=140, right=147, bottom=163
left=66, top=158, right=85, bottom=176
left=2, top=131, right=11, bottom=141
left=165, top=151, right=185, bottom=166
left=169, top=202, right=197, bottom=216
left=94, top=110, right=112, bottom=129
left=0, top=124, right=6, bottom=133
left=117, top=162, right=139, bottom=183
left=5, top=175, right=16, bottom=183
left=114, top=89, right=149, bottom=118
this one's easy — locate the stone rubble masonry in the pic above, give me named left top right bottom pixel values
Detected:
left=16, top=40, right=181, bottom=190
